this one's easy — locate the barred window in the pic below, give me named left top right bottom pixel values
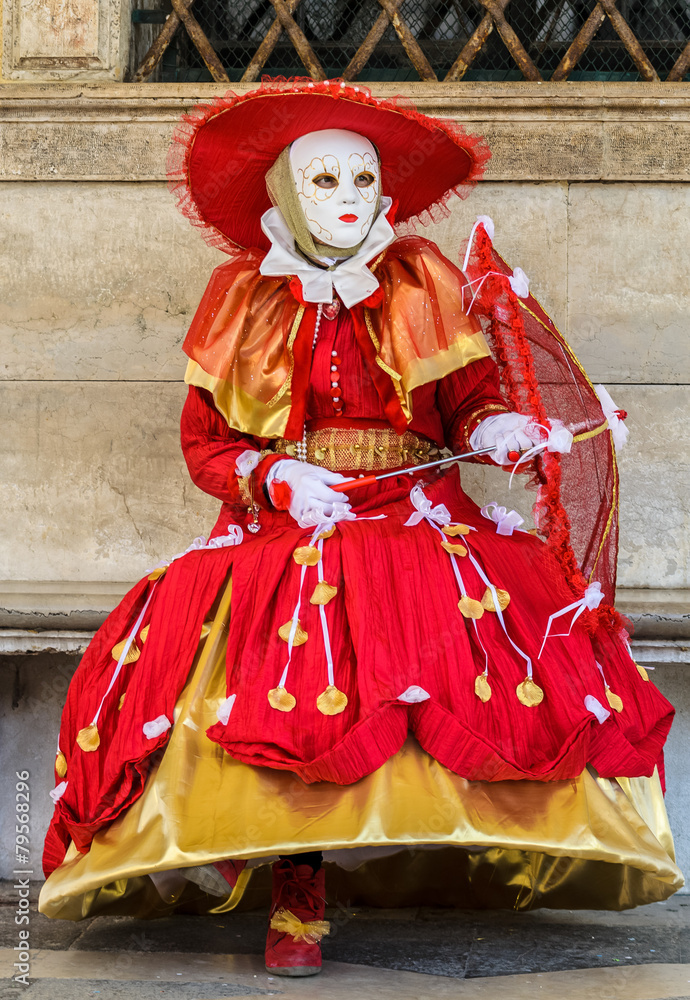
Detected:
left=130, top=0, right=690, bottom=83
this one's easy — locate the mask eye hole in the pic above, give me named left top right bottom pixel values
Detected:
left=313, top=173, right=338, bottom=189
left=354, top=172, right=376, bottom=189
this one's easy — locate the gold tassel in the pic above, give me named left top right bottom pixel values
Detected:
left=55, top=752, right=68, bottom=778
left=636, top=663, right=650, bottom=681
left=139, top=624, right=150, bottom=643
left=278, top=620, right=308, bottom=645
left=474, top=674, right=492, bottom=703
left=268, top=687, right=296, bottom=712
left=111, top=639, right=140, bottom=664
left=293, top=546, right=321, bottom=566
left=76, top=723, right=100, bottom=752
left=316, top=526, right=336, bottom=541
left=443, top=524, right=470, bottom=536
left=148, top=566, right=167, bottom=581
left=270, top=907, right=330, bottom=943
left=516, top=677, right=544, bottom=707
left=458, top=595, right=484, bottom=619
left=118, top=693, right=126, bottom=711
left=481, top=587, right=511, bottom=612
left=310, top=581, right=338, bottom=606
left=441, top=539, right=467, bottom=557
left=606, top=688, right=624, bottom=713
left=316, top=685, right=348, bottom=716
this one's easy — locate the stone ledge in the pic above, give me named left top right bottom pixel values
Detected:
left=0, top=587, right=687, bottom=658
left=0, top=629, right=94, bottom=654
left=0, top=581, right=131, bottom=630
left=1, top=630, right=686, bottom=663
left=1, top=83, right=689, bottom=182
left=0, top=585, right=686, bottom=633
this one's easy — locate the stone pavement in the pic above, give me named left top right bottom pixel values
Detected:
left=2, top=888, right=690, bottom=999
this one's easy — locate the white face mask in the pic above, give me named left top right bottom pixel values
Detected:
left=289, top=129, right=380, bottom=250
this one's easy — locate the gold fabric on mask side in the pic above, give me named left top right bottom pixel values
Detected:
left=265, top=146, right=380, bottom=260
left=39, top=572, right=683, bottom=922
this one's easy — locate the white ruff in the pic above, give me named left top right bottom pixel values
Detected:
left=259, top=197, right=395, bottom=309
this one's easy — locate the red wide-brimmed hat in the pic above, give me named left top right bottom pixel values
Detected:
left=168, top=78, right=490, bottom=254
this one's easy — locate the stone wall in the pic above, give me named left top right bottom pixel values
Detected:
left=1, top=82, right=688, bottom=883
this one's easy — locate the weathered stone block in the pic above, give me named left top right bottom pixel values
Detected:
left=2, top=0, right=130, bottom=80
left=0, top=182, right=223, bottom=381
left=568, top=184, right=690, bottom=384
left=0, top=381, right=219, bottom=582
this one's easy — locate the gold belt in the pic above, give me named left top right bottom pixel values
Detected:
left=273, top=427, right=440, bottom=473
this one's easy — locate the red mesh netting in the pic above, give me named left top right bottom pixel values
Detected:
left=462, top=223, right=625, bottom=636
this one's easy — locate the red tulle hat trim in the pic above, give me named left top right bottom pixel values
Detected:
left=167, top=77, right=491, bottom=254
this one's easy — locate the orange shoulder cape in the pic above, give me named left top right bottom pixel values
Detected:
left=183, top=236, right=490, bottom=439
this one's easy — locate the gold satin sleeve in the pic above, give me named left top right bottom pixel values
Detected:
left=185, top=359, right=291, bottom=439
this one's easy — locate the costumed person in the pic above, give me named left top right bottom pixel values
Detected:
left=40, top=79, right=682, bottom=978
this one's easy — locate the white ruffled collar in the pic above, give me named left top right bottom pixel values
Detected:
left=259, top=197, right=395, bottom=309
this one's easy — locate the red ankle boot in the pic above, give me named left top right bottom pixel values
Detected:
left=265, top=860, right=329, bottom=977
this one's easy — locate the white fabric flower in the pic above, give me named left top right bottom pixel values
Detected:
left=584, top=695, right=610, bottom=724
left=143, top=715, right=172, bottom=739
left=509, top=267, right=530, bottom=299
left=476, top=215, right=495, bottom=241
left=595, top=385, right=630, bottom=450
left=216, top=694, right=236, bottom=725
left=50, top=781, right=68, bottom=805
left=398, top=686, right=431, bottom=703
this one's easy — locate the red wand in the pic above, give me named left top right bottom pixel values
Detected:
left=331, top=445, right=522, bottom=494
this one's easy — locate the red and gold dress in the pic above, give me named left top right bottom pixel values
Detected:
left=40, top=235, right=681, bottom=920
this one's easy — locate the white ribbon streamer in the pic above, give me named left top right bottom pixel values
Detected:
left=405, top=486, right=535, bottom=680
left=464, top=541, right=534, bottom=680
left=316, top=537, right=335, bottom=689
left=480, top=502, right=524, bottom=537
left=405, top=487, right=491, bottom=677
left=92, top=528, right=245, bottom=729
left=276, top=509, right=386, bottom=693
left=462, top=215, right=495, bottom=272
left=90, top=585, right=157, bottom=728
left=538, top=581, right=604, bottom=659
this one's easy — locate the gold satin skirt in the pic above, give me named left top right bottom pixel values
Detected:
left=39, top=577, right=683, bottom=920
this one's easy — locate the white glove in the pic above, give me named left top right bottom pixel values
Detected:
left=266, top=460, right=350, bottom=524
left=470, top=413, right=572, bottom=466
